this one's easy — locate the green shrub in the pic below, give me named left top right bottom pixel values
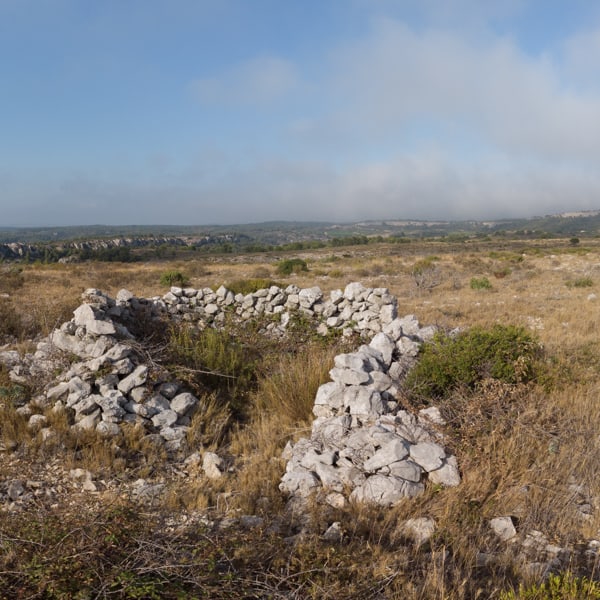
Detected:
left=0, top=382, right=28, bottom=405
left=159, top=270, right=189, bottom=287
left=566, top=277, right=593, bottom=288
left=405, top=324, right=541, bottom=401
left=500, top=571, right=600, bottom=599
left=276, top=258, right=308, bottom=276
left=225, top=278, right=282, bottom=295
left=470, top=276, right=492, bottom=290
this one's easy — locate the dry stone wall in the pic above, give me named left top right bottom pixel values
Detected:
left=280, top=315, right=461, bottom=509
left=158, top=280, right=399, bottom=337
left=1, top=281, right=460, bottom=506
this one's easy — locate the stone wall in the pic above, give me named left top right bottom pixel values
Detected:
left=1, top=281, right=459, bottom=506
left=157, top=280, right=399, bottom=337
left=280, top=315, right=460, bottom=509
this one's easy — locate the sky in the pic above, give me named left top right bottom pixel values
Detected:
left=2, top=0, right=600, bottom=226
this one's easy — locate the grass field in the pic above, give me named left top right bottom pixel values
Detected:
left=1, top=237, right=599, bottom=598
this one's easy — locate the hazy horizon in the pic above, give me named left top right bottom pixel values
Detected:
left=4, top=208, right=600, bottom=233
left=3, top=1, right=600, bottom=227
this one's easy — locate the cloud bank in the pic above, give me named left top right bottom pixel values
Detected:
left=4, top=2, right=600, bottom=225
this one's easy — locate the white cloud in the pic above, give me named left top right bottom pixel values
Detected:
left=7, top=148, right=600, bottom=226
left=562, top=27, right=600, bottom=91
left=190, top=56, right=299, bottom=106
left=324, top=17, right=600, bottom=161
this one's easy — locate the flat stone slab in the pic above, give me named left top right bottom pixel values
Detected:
left=409, top=442, right=446, bottom=472
left=350, top=475, right=424, bottom=506
left=363, top=439, right=410, bottom=472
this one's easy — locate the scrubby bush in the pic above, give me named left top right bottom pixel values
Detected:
left=79, top=246, right=136, bottom=262
left=167, top=324, right=258, bottom=415
left=470, top=276, right=492, bottom=289
left=493, top=267, right=511, bottom=279
left=276, top=258, right=308, bottom=276
left=411, top=256, right=441, bottom=291
left=159, top=270, right=189, bottom=287
left=566, top=277, right=593, bottom=288
left=406, top=324, right=541, bottom=401
left=225, top=278, right=281, bottom=295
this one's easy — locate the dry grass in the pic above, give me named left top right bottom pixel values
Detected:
left=2, top=237, right=600, bottom=597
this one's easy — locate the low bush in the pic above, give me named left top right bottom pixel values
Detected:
left=80, top=246, right=136, bottom=262
left=406, top=324, right=541, bottom=402
left=276, top=258, right=308, bottom=276
left=470, top=276, right=492, bottom=289
left=566, top=277, right=593, bottom=288
left=411, top=256, right=441, bottom=291
left=225, top=278, right=282, bottom=295
left=159, top=270, right=189, bottom=287
left=493, top=267, right=511, bottom=279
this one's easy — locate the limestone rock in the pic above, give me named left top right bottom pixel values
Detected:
left=171, top=392, right=198, bottom=416
left=151, top=409, right=178, bottom=429
left=409, top=442, right=446, bottom=472
left=399, top=517, right=436, bottom=546
left=369, top=332, right=395, bottom=367
left=322, top=522, right=343, bottom=542
left=363, top=439, right=410, bottom=472
left=73, top=304, right=116, bottom=336
left=203, top=452, right=225, bottom=479
left=280, top=470, right=320, bottom=496
left=428, top=456, right=461, bottom=487
left=117, top=365, right=148, bottom=394
left=350, top=475, right=424, bottom=506
left=490, top=516, right=517, bottom=541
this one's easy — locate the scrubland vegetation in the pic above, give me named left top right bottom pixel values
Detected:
left=1, top=236, right=600, bottom=598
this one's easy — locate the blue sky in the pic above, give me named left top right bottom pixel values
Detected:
left=2, top=0, right=600, bottom=226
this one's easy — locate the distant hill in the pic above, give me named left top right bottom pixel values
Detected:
left=1, top=211, right=599, bottom=262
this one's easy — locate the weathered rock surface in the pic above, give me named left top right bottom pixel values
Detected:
left=279, top=314, right=461, bottom=508
left=1, top=289, right=203, bottom=452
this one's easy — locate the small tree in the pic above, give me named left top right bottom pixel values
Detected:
left=411, top=257, right=441, bottom=292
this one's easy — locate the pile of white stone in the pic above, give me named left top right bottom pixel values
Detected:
left=280, top=315, right=461, bottom=508
left=159, top=281, right=398, bottom=335
left=2, top=282, right=460, bottom=505
left=5, top=288, right=200, bottom=451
